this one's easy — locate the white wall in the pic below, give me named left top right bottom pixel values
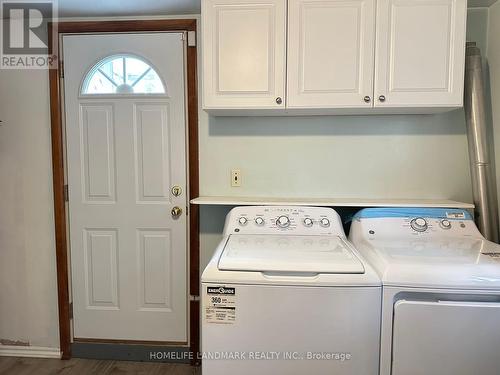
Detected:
left=0, top=10, right=486, bottom=351
left=0, top=70, right=59, bottom=349
left=468, top=8, right=490, bottom=54
left=199, top=112, right=471, bottom=200
left=488, top=2, right=500, bottom=226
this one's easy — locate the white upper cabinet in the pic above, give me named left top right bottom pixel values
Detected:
left=202, top=0, right=467, bottom=114
left=202, top=0, right=286, bottom=110
left=374, top=0, right=467, bottom=108
left=287, top=0, right=376, bottom=109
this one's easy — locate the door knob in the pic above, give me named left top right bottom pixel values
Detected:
left=363, top=96, right=371, bottom=103
left=276, top=97, right=283, bottom=105
left=378, top=95, right=386, bottom=102
left=171, top=206, right=183, bottom=219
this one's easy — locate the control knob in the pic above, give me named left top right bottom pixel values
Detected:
left=238, top=217, right=248, bottom=226
left=319, top=218, right=330, bottom=228
left=303, top=218, right=314, bottom=227
left=410, top=217, right=428, bottom=232
left=276, top=215, right=291, bottom=228
left=440, top=219, right=452, bottom=230
left=255, top=217, right=265, bottom=226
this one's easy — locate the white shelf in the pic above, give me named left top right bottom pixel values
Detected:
left=191, top=196, right=474, bottom=209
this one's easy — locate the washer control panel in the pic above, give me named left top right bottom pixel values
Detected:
left=224, top=206, right=345, bottom=236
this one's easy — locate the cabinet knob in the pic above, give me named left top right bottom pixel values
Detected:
left=276, top=97, right=283, bottom=105
left=363, top=96, right=371, bottom=103
left=378, top=95, right=386, bottom=102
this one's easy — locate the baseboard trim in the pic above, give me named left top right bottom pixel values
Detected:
left=0, top=345, right=62, bottom=359
left=72, top=342, right=191, bottom=363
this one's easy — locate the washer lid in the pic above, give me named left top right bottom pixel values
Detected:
left=218, top=235, right=365, bottom=274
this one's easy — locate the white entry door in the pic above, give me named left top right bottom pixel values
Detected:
left=63, top=33, right=188, bottom=342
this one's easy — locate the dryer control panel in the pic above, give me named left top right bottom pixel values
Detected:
left=223, top=206, right=346, bottom=237
left=351, top=208, right=481, bottom=238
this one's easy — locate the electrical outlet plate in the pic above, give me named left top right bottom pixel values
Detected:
left=231, top=169, right=241, bottom=187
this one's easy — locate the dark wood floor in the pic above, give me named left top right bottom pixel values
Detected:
left=0, top=357, right=200, bottom=375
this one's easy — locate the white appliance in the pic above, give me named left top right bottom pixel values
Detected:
left=202, top=206, right=381, bottom=375
left=349, top=207, right=500, bottom=375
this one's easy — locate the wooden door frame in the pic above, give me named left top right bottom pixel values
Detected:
left=48, top=20, right=200, bottom=362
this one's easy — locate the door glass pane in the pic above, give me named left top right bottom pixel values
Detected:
left=82, top=55, right=166, bottom=95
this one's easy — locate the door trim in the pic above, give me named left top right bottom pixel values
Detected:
left=48, top=20, right=200, bottom=362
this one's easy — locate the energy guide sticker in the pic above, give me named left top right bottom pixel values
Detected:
left=205, top=286, right=236, bottom=324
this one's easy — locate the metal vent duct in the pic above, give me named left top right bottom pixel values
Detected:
left=464, top=42, right=499, bottom=242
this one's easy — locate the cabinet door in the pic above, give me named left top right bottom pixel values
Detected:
left=287, top=0, right=376, bottom=108
left=202, top=0, right=286, bottom=110
left=374, top=0, right=467, bottom=108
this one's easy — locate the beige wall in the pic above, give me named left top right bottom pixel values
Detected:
left=0, top=69, right=59, bottom=349
left=0, top=10, right=489, bottom=351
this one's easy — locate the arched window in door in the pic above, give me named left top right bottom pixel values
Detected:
left=81, top=54, right=166, bottom=95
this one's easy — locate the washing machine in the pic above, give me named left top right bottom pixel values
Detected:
left=349, top=207, right=500, bottom=375
left=201, top=206, right=381, bottom=375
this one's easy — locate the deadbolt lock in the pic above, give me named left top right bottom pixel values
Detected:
left=171, top=185, right=182, bottom=197
left=171, top=206, right=183, bottom=219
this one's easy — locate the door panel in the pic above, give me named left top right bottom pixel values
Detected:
left=81, top=104, right=116, bottom=202
left=287, top=0, right=376, bottom=108
left=218, top=8, right=271, bottom=92
left=138, top=229, right=172, bottom=310
left=63, top=33, right=187, bottom=342
left=374, top=0, right=467, bottom=107
left=393, top=300, right=500, bottom=375
left=202, top=0, right=286, bottom=109
left=133, top=103, right=171, bottom=202
left=84, top=229, right=119, bottom=308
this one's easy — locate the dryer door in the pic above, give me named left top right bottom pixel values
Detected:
left=392, top=299, right=500, bottom=375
